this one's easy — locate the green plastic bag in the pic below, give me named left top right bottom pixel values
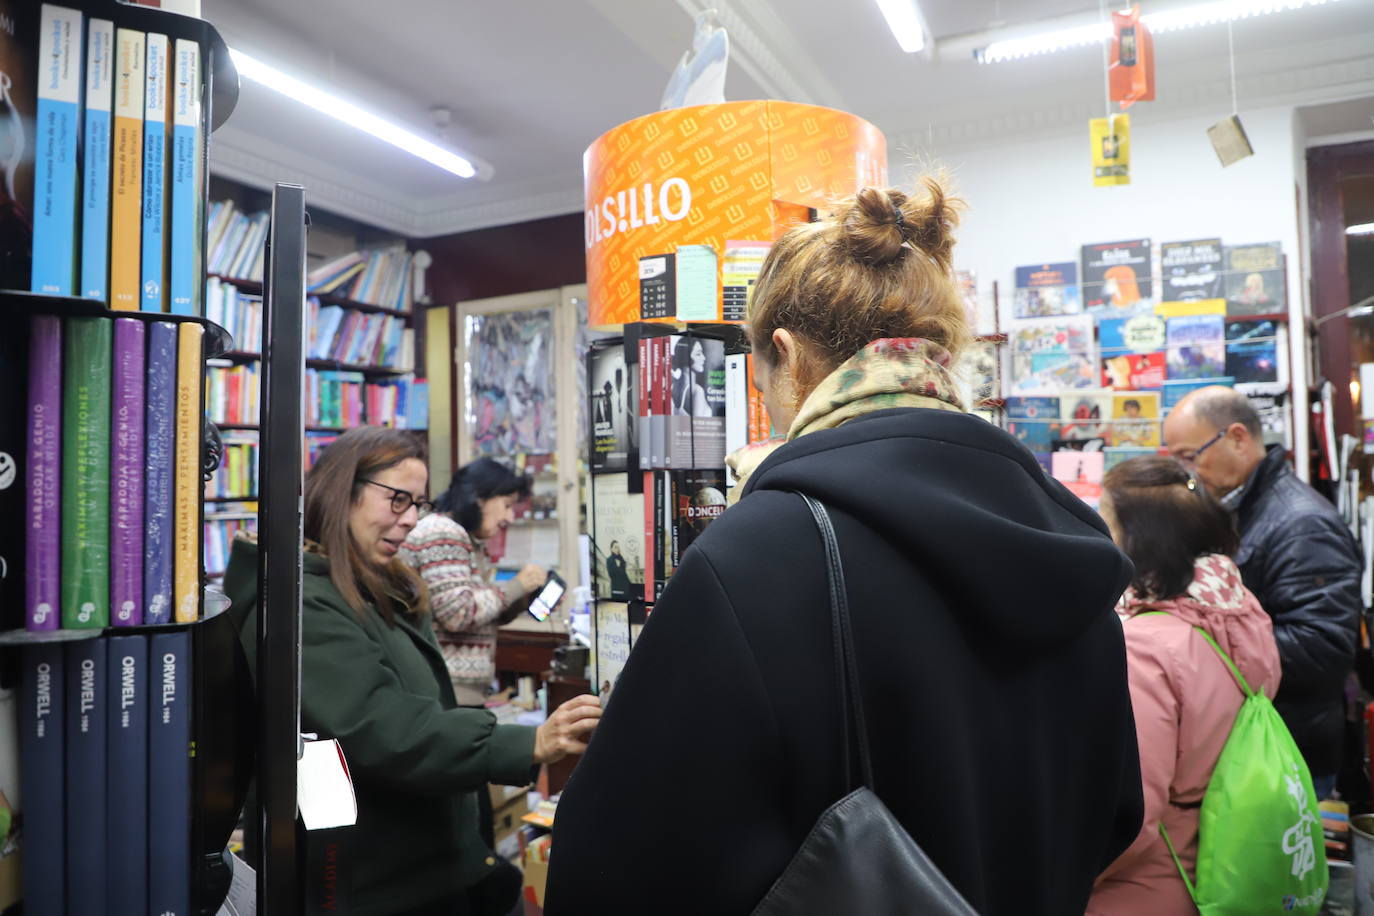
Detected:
left=1138, top=613, right=1328, bottom=914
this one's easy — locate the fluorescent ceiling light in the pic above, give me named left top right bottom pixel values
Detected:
left=1348, top=223, right=1374, bottom=236
left=875, top=0, right=927, bottom=53
left=977, top=0, right=1341, bottom=63
left=228, top=48, right=480, bottom=179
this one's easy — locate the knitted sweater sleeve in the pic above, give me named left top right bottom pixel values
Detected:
left=400, top=514, right=520, bottom=635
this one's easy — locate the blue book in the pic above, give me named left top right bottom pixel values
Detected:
left=148, top=630, right=192, bottom=916
left=144, top=321, right=177, bottom=624
left=31, top=4, right=83, bottom=295
left=20, top=643, right=66, bottom=916
left=168, top=39, right=201, bottom=315
left=106, top=634, right=149, bottom=913
left=140, top=34, right=169, bottom=311
left=65, top=637, right=108, bottom=915
left=80, top=18, right=114, bottom=300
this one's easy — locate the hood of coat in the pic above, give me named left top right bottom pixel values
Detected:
left=1118, top=553, right=1281, bottom=695
left=742, top=407, right=1133, bottom=652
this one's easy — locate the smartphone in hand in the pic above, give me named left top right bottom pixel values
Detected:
left=528, top=571, right=567, bottom=622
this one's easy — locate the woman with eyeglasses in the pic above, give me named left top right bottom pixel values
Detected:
left=224, top=428, right=600, bottom=916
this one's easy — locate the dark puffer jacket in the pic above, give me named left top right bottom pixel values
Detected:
left=1233, top=445, right=1362, bottom=777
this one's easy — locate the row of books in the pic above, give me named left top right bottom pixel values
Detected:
left=308, top=298, right=414, bottom=368
left=1006, top=391, right=1163, bottom=455
left=305, top=431, right=340, bottom=471
left=5, top=8, right=205, bottom=313
left=206, top=362, right=260, bottom=426
left=205, top=202, right=269, bottom=282
left=26, top=315, right=204, bottom=630
left=206, top=431, right=258, bottom=500
left=19, top=633, right=193, bottom=914
left=590, top=469, right=727, bottom=605
left=205, top=508, right=256, bottom=575
left=366, top=376, right=429, bottom=430
left=1008, top=239, right=1287, bottom=320
left=307, top=247, right=416, bottom=311
left=204, top=276, right=262, bottom=352
left=206, top=361, right=428, bottom=429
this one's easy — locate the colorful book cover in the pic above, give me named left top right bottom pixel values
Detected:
left=30, top=4, right=81, bottom=295
left=61, top=317, right=112, bottom=628
left=144, top=321, right=176, bottom=624
left=642, top=470, right=656, bottom=603
left=111, top=318, right=146, bottom=625
left=25, top=316, right=61, bottom=630
left=0, top=0, right=37, bottom=291
left=1162, top=377, right=1234, bottom=413
left=1051, top=450, right=1105, bottom=508
left=140, top=33, right=168, bottom=311
left=594, top=601, right=631, bottom=702
left=80, top=18, right=114, bottom=300
left=20, top=643, right=64, bottom=916
left=174, top=322, right=202, bottom=622
left=106, top=634, right=149, bottom=912
left=1081, top=239, right=1152, bottom=313
left=1225, top=318, right=1284, bottom=385
left=669, top=469, right=726, bottom=567
left=169, top=38, right=201, bottom=314
left=591, top=343, right=633, bottom=473
left=1166, top=314, right=1225, bottom=381
left=64, top=637, right=108, bottom=915
left=1160, top=238, right=1223, bottom=303
left=592, top=472, right=645, bottom=601
left=1110, top=391, right=1161, bottom=447
left=1099, top=314, right=1166, bottom=390
left=1013, top=262, right=1081, bottom=318
left=1060, top=391, right=1113, bottom=442
left=1225, top=242, right=1286, bottom=316
left=1005, top=396, right=1061, bottom=455
left=1008, top=316, right=1097, bottom=394
left=148, top=630, right=191, bottom=916
left=110, top=28, right=145, bottom=310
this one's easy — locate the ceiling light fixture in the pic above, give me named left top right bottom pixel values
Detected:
left=874, top=0, right=927, bottom=53
left=976, top=0, right=1341, bottom=63
left=1347, top=223, right=1374, bottom=236
left=228, top=48, right=480, bottom=179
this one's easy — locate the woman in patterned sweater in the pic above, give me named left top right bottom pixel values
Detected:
left=400, top=458, right=548, bottom=705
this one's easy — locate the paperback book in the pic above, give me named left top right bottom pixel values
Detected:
left=1081, top=239, right=1152, bottom=314
left=592, top=472, right=645, bottom=602
left=1013, top=262, right=1081, bottom=318
left=1110, top=391, right=1161, bottom=447
left=1005, top=396, right=1061, bottom=455
left=1225, top=242, right=1286, bottom=316
left=669, top=469, right=727, bottom=567
left=1008, top=316, right=1097, bottom=394
left=1160, top=238, right=1223, bottom=303
left=30, top=4, right=81, bottom=296
left=590, top=342, right=636, bottom=474
left=1225, top=318, right=1285, bottom=386
left=0, top=0, right=37, bottom=291
left=1166, top=314, right=1225, bottom=381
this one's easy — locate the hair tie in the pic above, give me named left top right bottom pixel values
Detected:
left=893, top=206, right=906, bottom=231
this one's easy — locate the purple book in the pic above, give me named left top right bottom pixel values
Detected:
left=143, top=321, right=177, bottom=625
left=111, top=319, right=146, bottom=626
left=25, top=316, right=62, bottom=631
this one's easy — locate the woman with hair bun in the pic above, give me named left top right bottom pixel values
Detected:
left=546, top=180, right=1144, bottom=916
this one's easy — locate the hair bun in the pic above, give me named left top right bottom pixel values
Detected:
left=840, top=179, right=960, bottom=271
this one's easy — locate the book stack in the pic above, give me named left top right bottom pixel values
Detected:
left=205, top=429, right=258, bottom=500
left=8, top=7, right=208, bottom=316
left=205, top=202, right=270, bottom=282
left=308, top=297, right=413, bottom=368
left=206, top=362, right=261, bottom=426
left=308, top=247, right=416, bottom=311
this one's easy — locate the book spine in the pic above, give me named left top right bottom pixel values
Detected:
left=639, top=338, right=651, bottom=471
left=105, top=634, right=149, bottom=912
left=143, top=321, right=176, bottom=624
left=148, top=630, right=192, bottom=916
left=80, top=19, right=114, bottom=300
left=20, top=643, right=66, bottom=915
left=110, top=28, right=145, bottom=310
left=111, top=318, right=146, bottom=625
left=168, top=39, right=201, bottom=314
left=643, top=470, right=655, bottom=604
left=173, top=322, right=202, bottom=621
left=30, top=4, right=82, bottom=295
left=65, top=637, right=108, bottom=914
left=62, top=317, right=112, bottom=628
left=26, top=316, right=62, bottom=630
left=140, top=33, right=168, bottom=311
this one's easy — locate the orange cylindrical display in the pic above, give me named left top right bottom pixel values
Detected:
left=584, top=101, right=887, bottom=328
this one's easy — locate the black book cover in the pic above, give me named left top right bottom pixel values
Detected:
left=639, top=253, right=675, bottom=320
left=1081, top=239, right=1152, bottom=311
left=590, top=343, right=636, bottom=473
left=0, top=321, right=25, bottom=630
left=670, top=469, right=727, bottom=567
left=0, top=2, right=35, bottom=291
left=1160, top=238, right=1223, bottom=302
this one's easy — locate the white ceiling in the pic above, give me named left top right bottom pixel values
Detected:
left=202, top=0, right=1374, bottom=239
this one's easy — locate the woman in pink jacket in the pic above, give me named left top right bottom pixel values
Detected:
left=1089, top=455, right=1281, bottom=914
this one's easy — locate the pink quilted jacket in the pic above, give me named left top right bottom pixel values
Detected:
left=1088, top=554, right=1282, bottom=915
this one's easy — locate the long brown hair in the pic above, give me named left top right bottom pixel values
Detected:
left=303, top=426, right=428, bottom=625
left=746, top=177, right=972, bottom=398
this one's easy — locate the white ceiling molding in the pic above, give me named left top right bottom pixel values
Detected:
left=410, top=185, right=588, bottom=239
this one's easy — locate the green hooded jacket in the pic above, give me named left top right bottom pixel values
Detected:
left=224, top=537, right=536, bottom=915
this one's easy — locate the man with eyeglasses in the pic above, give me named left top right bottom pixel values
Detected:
left=1164, top=385, right=1360, bottom=797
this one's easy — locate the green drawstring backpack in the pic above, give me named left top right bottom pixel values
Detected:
left=1136, top=612, right=1328, bottom=915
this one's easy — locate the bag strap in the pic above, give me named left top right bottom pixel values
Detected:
left=799, top=493, right=875, bottom=793
left=1131, top=611, right=1255, bottom=698
left=1158, top=823, right=1201, bottom=907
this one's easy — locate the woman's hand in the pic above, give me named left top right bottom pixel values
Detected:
left=517, top=564, right=547, bottom=594
left=533, top=695, right=602, bottom=765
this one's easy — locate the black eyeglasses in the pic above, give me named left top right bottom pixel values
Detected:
left=358, top=478, right=433, bottom=515
left=1173, top=430, right=1225, bottom=466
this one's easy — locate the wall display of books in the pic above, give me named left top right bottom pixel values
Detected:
left=206, top=429, right=258, bottom=500
left=1082, top=239, right=1153, bottom=315
left=1160, top=239, right=1223, bottom=302
left=1013, top=262, right=1081, bottom=318
left=1008, top=316, right=1098, bottom=395
left=205, top=506, right=256, bottom=576
left=1225, top=242, right=1286, bottom=316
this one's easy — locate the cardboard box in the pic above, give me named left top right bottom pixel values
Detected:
left=494, top=793, right=531, bottom=849
left=522, top=837, right=552, bottom=915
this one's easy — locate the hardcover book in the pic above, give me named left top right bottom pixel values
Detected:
left=1160, top=238, right=1223, bottom=303
left=1099, top=315, right=1166, bottom=390
left=111, top=319, right=146, bottom=625
left=173, top=322, right=203, bottom=621
left=0, top=324, right=25, bottom=630
left=1225, top=242, right=1286, bottom=316
left=20, top=643, right=64, bottom=916
left=144, top=321, right=176, bottom=624
left=30, top=4, right=81, bottom=295
left=65, top=638, right=108, bottom=915
left=141, top=33, right=169, bottom=311
left=105, top=634, right=148, bottom=912
left=110, top=28, right=145, bottom=309
left=148, top=630, right=191, bottom=916
left=1059, top=391, right=1113, bottom=442
left=168, top=38, right=201, bottom=314
left=80, top=18, right=114, bottom=300
left=0, top=0, right=37, bottom=291
left=1013, top=262, right=1081, bottom=318
left=25, top=316, right=61, bottom=630
left=1110, top=391, right=1161, bottom=448
left=1051, top=450, right=1105, bottom=508
left=1081, top=239, right=1152, bottom=313
left=62, top=317, right=112, bottom=627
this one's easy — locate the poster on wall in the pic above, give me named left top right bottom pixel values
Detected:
left=590, top=343, right=637, bottom=473
left=1082, top=240, right=1152, bottom=314
left=1014, top=263, right=1082, bottom=318
left=1009, top=316, right=1097, bottom=395
left=465, top=309, right=557, bottom=457
left=1224, top=242, right=1286, bottom=316
left=1160, top=239, right=1223, bottom=302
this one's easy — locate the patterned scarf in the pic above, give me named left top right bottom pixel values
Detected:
left=726, top=338, right=966, bottom=503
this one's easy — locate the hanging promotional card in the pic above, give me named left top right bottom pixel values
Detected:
left=1090, top=114, right=1131, bottom=188
left=1009, top=316, right=1097, bottom=395
left=1224, top=242, right=1286, bottom=316
left=1100, top=315, right=1166, bottom=390
left=1110, top=391, right=1161, bottom=447
left=1109, top=6, right=1155, bottom=108
left=1013, top=262, right=1082, bottom=319
left=1082, top=239, right=1152, bottom=313
left=1060, top=390, right=1114, bottom=442
left=1208, top=115, right=1255, bottom=168
left=1166, top=314, right=1226, bottom=381
left=1161, top=239, right=1224, bottom=302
